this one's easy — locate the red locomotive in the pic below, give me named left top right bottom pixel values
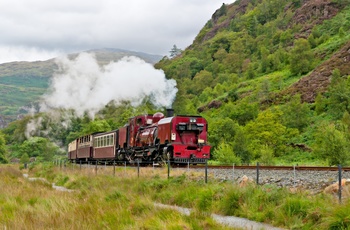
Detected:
left=68, top=109, right=210, bottom=164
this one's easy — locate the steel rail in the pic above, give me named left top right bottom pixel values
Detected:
left=190, top=165, right=350, bottom=171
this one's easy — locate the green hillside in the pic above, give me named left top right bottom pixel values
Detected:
left=154, top=0, right=350, bottom=165
left=2, top=0, right=350, bottom=166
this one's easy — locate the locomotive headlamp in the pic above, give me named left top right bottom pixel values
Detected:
left=190, top=118, right=197, bottom=123
left=198, top=139, right=205, bottom=144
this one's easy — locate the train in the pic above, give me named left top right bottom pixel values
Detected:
left=68, top=109, right=211, bottom=164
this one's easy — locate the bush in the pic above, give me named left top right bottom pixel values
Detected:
left=214, top=142, right=241, bottom=164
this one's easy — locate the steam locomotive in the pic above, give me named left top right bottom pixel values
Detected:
left=68, top=109, right=210, bottom=164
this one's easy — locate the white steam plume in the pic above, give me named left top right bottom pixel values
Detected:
left=41, top=53, right=178, bottom=117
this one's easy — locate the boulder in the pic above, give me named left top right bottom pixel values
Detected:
left=238, top=175, right=254, bottom=187
left=324, top=179, right=350, bottom=194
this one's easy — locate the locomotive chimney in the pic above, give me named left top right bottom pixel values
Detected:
left=166, top=108, right=174, bottom=117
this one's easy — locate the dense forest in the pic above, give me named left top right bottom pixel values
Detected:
left=1, top=0, right=350, bottom=166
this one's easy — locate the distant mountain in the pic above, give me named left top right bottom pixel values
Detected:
left=84, top=48, right=163, bottom=65
left=0, top=49, right=163, bottom=127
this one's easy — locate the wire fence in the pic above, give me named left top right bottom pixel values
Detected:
left=50, top=160, right=349, bottom=204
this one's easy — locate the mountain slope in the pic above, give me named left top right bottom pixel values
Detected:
left=155, top=0, right=350, bottom=165
left=2, top=0, right=350, bottom=165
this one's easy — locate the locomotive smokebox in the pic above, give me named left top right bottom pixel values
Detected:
left=166, top=108, right=174, bottom=117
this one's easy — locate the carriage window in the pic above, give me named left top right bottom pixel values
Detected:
left=108, top=135, right=112, bottom=146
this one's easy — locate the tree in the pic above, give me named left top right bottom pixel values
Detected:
left=0, top=132, right=8, bottom=163
left=208, top=117, right=239, bottom=152
left=259, top=46, right=270, bottom=73
left=281, top=94, right=311, bottom=131
left=169, top=45, right=182, bottom=58
left=327, top=69, right=350, bottom=120
left=224, top=99, right=259, bottom=125
left=2, top=115, right=33, bottom=144
left=327, top=72, right=350, bottom=119
left=80, top=119, right=111, bottom=136
left=308, top=34, right=317, bottom=48
left=192, top=70, right=214, bottom=94
left=20, top=153, right=29, bottom=164
left=290, top=39, right=314, bottom=76
left=232, top=126, right=253, bottom=164
left=214, top=141, right=241, bottom=164
left=18, top=137, right=60, bottom=162
left=314, top=93, right=326, bottom=115
left=218, top=3, right=227, bottom=16
left=244, top=108, right=298, bottom=157
left=259, top=145, right=275, bottom=165
left=313, top=123, right=350, bottom=166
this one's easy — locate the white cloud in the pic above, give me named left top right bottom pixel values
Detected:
left=0, top=46, right=63, bottom=63
left=0, top=0, right=231, bottom=64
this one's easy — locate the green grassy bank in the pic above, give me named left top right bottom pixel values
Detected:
left=1, top=164, right=349, bottom=229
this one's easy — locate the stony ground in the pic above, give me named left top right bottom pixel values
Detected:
left=192, top=167, right=350, bottom=195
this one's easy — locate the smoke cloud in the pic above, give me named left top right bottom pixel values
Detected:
left=41, top=53, right=178, bottom=117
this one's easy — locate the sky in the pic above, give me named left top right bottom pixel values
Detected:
left=0, top=0, right=231, bottom=64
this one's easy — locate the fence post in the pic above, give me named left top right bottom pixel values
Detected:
left=338, top=164, right=342, bottom=204
left=293, top=165, right=296, bottom=187
left=113, top=160, right=116, bottom=176
left=205, top=160, right=208, bottom=183
left=256, top=162, right=260, bottom=185
left=233, top=163, right=235, bottom=183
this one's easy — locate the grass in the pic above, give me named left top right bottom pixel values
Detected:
left=0, top=164, right=234, bottom=229
left=2, top=163, right=350, bottom=229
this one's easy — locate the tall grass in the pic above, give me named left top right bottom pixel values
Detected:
left=0, top=164, right=232, bottom=229
left=2, top=163, right=350, bottom=229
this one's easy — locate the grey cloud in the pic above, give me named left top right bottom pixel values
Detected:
left=0, top=0, right=231, bottom=63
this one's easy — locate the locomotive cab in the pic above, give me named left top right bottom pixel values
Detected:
left=158, top=116, right=210, bottom=164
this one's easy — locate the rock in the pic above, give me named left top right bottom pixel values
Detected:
left=323, top=179, right=348, bottom=194
left=238, top=175, right=254, bottom=187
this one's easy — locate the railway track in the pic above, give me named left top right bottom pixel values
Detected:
left=189, top=165, right=350, bottom=171
left=69, top=160, right=350, bottom=172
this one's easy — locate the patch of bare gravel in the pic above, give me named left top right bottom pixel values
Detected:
left=154, top=203, right=285, bottom=230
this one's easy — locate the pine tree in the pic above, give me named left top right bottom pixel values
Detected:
left=169, top=45, right=182, bottom=58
